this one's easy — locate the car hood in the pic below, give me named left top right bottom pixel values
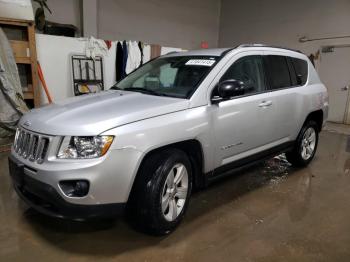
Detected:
left=19, top=90, right=190, bottom=136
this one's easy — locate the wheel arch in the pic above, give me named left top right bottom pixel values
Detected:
left=303, top=109, right=323, bottom=131
left=127, top=139, right=205, bottom=203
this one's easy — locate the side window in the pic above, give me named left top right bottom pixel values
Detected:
left=265, top=55, right=292, bottom=89
left=220, top=55, right=267, bottom=95
left=291, top=58, right=308, bottom=85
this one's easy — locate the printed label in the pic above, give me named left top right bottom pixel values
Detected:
left=185, top=59, right=215, bottom=67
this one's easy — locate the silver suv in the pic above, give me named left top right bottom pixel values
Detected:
left=8, top=44, right=328, bottom=235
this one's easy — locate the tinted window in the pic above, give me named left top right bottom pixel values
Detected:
left=266, top=55, right=292, bottom=89
left=220, top=55, right=267, bottom=95
left=291, top=58, right=308, bottom=85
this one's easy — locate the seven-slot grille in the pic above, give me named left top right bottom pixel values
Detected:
left=14, top=128, right=50, bottom=164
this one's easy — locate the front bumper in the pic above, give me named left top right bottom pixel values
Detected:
left=9, top=155, right=125, bottom=220
left=8, top=143, right=144, bottom=219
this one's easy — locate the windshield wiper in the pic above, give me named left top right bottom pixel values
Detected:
left=111, top=86, right=178, bottom=98
left=123, top=87, right=164, bottom=96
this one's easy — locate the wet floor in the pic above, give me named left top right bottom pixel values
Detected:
left=1, top=131, right=350, bottom=261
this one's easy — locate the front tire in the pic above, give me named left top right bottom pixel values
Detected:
left=127, top=149, right=192, bottom=235
left=286, top=120, right=319, bottom=167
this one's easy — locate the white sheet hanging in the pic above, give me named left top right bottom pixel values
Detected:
left=125, top=41, right=141, bottom=74
left=143, top=44, right=151, bottom=63
left=161, top=46, right=184, bottom=55
left=85, top=36, right=108, bottom=59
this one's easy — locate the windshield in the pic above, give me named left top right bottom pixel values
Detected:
left=111, top=56, right=219, bottom=98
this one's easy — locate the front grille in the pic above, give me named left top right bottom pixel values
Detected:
left=14, top=128, right=50, bottom=164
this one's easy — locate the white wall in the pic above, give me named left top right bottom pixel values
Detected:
left=35, top=34, right=182, bottom=104
left=36, top=34, right=117, bottom=104
left=219, top=0, right=350, bottom=55
left=97, top=0, right=221, bottom=50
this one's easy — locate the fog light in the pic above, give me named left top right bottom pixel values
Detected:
left=59, top=180, right=89, bottom=197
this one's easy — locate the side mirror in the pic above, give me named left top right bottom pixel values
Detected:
left=218, top=79, right=245, bottom=99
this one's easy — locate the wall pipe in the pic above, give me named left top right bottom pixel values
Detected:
left=299, top=35, right=350, bottom=43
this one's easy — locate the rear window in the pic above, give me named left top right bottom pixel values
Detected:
left=265, top=55, right=292, bottom=89
left=291, top=58, right=308, bottom=85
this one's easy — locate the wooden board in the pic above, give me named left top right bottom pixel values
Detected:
left=0, top=17, right=40, bottom=108
left=0, top=17, right=32, bottom=27
left=15, top=57, right=31, bottom=64
left=23, top=91, right=34, bottom=99
left=27, top=23, right=40, bottom=107
left=10, top=40, right=30, bottom=58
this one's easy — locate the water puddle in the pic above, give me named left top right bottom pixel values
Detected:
left=346, top=136, right=350, bottom=153
left=344, top=158, right=350, bottom=175
left=262, top=154, right=292, bottom=188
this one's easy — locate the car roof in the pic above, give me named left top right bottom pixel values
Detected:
left=163, top=44, right=304, bottom=58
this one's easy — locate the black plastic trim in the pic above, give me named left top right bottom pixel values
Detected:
left=206, top=141, right=294, bottom=183
left=238, top=44, right=303, bottom=54
left=220, top=48, right=234, bottom=57
left=8, top=155, right=125, bottom=220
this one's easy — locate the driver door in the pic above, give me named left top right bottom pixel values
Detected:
left=211, top=53, right=276, bottom=169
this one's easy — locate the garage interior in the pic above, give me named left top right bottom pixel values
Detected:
left=0, top=0, right=350, bottom=261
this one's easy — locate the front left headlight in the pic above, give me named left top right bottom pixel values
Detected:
left=57, top=136, right=114, bottom=159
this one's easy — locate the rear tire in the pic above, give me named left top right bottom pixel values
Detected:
left=127, top=148, right=192, bottom=235
left=286, top=120, right=319, bottom=167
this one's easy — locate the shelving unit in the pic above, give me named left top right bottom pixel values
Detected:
left=0, top=17, right=40, bottom=108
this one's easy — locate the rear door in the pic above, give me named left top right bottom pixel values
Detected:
left=263, top=53, right=301, bottom=142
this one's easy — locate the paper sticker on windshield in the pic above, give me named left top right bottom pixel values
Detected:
left=185, top=59, right=215, bottom=67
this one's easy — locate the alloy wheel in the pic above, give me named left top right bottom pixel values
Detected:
left=161, top=163, right=189, bottom=222
left=301, top=127, right=316, bottom=160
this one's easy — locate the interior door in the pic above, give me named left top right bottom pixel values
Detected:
left=211, top=55, right=276, bottom=168
left=319, top=47, right=350, bottom=123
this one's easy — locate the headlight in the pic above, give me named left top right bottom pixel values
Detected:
left=57, top=136, right=114, bottom=159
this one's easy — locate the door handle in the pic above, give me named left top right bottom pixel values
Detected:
left=341, top=86, right=349, bottom=91
left=258, top=100, right=272, bottom=107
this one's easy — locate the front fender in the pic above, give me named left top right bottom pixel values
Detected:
left=101, top=106, right=214, bottom=173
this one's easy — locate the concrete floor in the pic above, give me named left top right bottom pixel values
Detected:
left=324, top=122, right=350, bottom=136
left=0, top=129, right=350, bottom=261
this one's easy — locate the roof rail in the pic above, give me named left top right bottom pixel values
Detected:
left=165, top=51, right=179, bottom=55
left=236, top=44, right=303, bottom=54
